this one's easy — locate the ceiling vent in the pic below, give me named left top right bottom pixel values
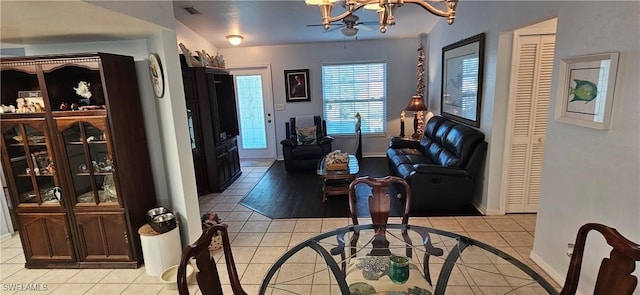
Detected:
left=184, top=6, right=201, bottom=15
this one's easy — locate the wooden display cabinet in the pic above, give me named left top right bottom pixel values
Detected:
left=181, top=66, right=241, bottom=195
left=0, top=53, right=156, bottom=268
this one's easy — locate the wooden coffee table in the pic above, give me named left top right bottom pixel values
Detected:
left=317, top=154, right=360, bottom=202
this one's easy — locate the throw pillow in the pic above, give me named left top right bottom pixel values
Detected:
left=296, top=126, right=317, bottom=145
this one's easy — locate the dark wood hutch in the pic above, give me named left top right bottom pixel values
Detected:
left=0, top=53, right=156, bottom=268
left=181, top=60, right=241, bottom=195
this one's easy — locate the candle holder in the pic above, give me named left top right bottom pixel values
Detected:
left=400, top=110, right=405, bottom=137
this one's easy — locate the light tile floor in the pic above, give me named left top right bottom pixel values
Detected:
left=0, top=159, right=560, bottom=294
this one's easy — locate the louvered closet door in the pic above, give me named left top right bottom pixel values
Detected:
left=503, top=34, right=555, bottom=212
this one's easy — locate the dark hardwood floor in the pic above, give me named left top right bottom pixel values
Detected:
left=239, top=158, right=480, bottom=219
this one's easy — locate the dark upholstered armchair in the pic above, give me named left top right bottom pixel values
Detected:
left=281, top=116, right=333, bottom=172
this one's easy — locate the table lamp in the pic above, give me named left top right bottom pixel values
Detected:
left=404, top=95, right=428, bottom=139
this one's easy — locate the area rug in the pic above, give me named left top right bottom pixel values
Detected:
left=239, top=158, right=481, bottom=219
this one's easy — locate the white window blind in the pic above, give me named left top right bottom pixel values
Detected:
left=321, top=63, right=387, bottom=135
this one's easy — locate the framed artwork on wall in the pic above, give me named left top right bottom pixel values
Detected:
left=441, top=33, right=485, bottom=127
left=285, top=69, right=310, bottom=102
left=554, top=52, right=619, bottom=130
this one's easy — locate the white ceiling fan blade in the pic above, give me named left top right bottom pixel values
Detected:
left=324, top=25, right=346, bottom=33
left=355, top=24, right=376, bottom=31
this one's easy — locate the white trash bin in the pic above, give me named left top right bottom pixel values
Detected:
left=138, top=223, right=182, bottom=276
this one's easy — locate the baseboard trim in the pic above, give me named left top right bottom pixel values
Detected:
left=484, top=208, right=503, bottom=215
left=1, top=232, right=14, bottom=242
left=529, top=251, right=576, bottom=294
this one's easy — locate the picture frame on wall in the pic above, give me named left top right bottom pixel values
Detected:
left=285, top=69, right=310, bottom=102
left=441, top=33, right=485, bottom=127
left=554, top=52, right=619, bottom=130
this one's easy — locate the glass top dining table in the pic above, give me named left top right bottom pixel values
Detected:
left=259, top=224, right=559, bottom=295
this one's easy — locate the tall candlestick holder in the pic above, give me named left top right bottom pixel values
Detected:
left=400, top=110, right=405, bottom=137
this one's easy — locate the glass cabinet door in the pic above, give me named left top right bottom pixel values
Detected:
left=1, top=119, right=60, bottom=206
left=57, top=118, right=119, bottom=207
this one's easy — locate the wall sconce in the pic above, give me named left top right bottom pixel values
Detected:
left=226, top=35, right=243, bottom=46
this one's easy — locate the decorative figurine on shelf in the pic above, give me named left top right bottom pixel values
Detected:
left=179, top=43, right=200, bottom=67
left=74, top=81, right=92, bottom=105
left=196, top=50, right=209, bottom=67
left=74, top=81, right=92, bottom=98
left=15, top=98, right=27, bottom=113
left=0, top=104, right=16, bottom=113
left=25, top=100, right=36, bottom=112
left=212, top=53, right=225, bottom=69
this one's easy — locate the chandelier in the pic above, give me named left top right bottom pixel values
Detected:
left=305, top=0, right=458, bottom=33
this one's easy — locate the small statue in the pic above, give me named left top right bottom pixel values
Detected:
left=74, top=81, right=92, bottom=99
left=0, top=104, right=16, bottom=113
left=15, top=98, right=27, bottom=113
left=33, top=102, right=44, bottom=112
left=179, top=43, right=200, bottom=67
left=196, top=50, right=209, bottom=67
left=206, top=53, right=215, bottom=67
left=216, top=54, right=225, bottom=69
left=25, top=100, right=36, bottom=112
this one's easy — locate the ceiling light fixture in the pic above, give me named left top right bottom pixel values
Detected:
left=226, top=35, right=243, bottom=46
left=305, top=0, right=457, bottom=33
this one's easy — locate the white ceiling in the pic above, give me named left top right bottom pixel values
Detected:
left=0, top=0, right=442, bottom=48
left=172, top=1, right=440, bottom=48
left=0, top=1, right=164, bottom=45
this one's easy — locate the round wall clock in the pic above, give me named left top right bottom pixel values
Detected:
left=148, top=53, right=165, bottom=98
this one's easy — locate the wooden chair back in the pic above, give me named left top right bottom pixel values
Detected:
left=346, top=175, right=441, bottom=285
left=560, top=223, right=640, bottom=295
left=348, top=176, right=411, bottom=256
left=177, top=224, right=247, bottom=295
left=348, top=175, right=411, bottom=227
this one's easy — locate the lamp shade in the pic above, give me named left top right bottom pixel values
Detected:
left=404, top=95, right=427, bottom=112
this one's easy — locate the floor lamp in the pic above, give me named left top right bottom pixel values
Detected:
left=405, top=95, right=428, bottom=139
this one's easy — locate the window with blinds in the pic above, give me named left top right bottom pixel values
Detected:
left=321, top=63, right=387, bottom=135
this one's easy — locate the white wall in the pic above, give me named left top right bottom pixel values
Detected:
left=145, top=30, right=202, bottom=247
left=428, top=1, right=640, bottom=293
left=219, top=37, right=426, bottom=158
left=176, top=20, right=219, bottom=57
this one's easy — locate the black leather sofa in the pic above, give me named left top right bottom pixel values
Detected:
left=386, top=116, right=487, bottom=212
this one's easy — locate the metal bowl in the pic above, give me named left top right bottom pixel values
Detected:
left=149, top=212, right=176, bottom=234
left=146, top=207, right=170, bottom=223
